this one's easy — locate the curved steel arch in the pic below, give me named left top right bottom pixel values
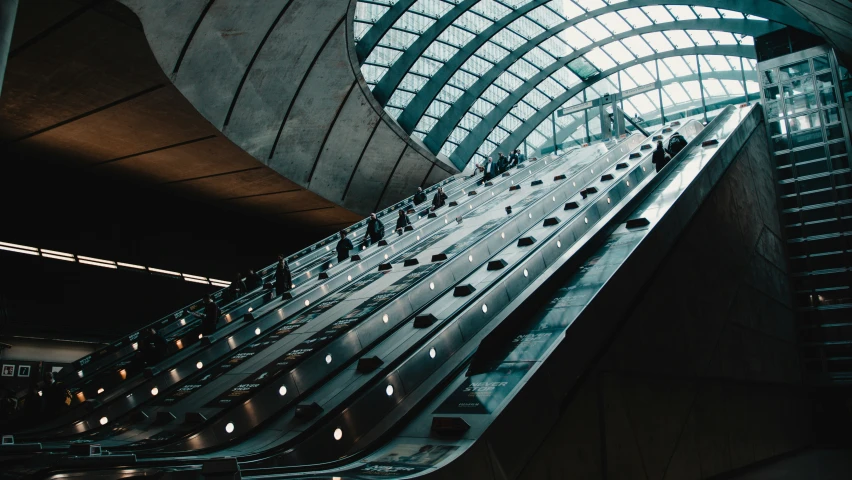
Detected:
left=542, top=69, right=750, bottom=148
left=424, top=17, right=779, bottom=160
left=367, top=0, right=812, bottom=142
left=459, top=44, right=754, bottom=165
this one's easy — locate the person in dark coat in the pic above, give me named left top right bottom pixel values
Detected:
left=245, top=269, right=262, bottom=291
left=651, top=140, right=671, bottom=173
left=191, top=295, right=221, bottom=335
left=509, top=150, right=519, bottom=168
left=275, top=255, right=292, bottom=296
left=41, top=372, right=68, bottom=418
left=431, top=187, right=448, bottom=210
left=413, top=187, right=427, bottom=206
left=517, top=149, right=526, bottom=165
left=482, top=157, right=496, bottom=184
left=497, top=153, right=509, bottom=173
left=395, top=209, right=411, bottom=235
left=228, top=272, right=246, bottom=301
left=336, top=231, right=354, bottom=262
left=364, top=213, right=385, bottom=245
left=667, top=133, right=687, bottom=157
left=138, top=327, right=167, bottom=366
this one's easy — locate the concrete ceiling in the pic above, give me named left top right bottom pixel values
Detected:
left=778, top=0, right=852, bottom=69
left=0, top=0, right=453, bottom=236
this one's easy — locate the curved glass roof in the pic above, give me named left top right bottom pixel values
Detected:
left=354, top=1, right=790, bottom=169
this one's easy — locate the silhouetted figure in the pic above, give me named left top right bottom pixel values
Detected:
left=666, top=133, right=687, bottom=157
left=413, top=187, right=427, bottom=206
left=651, top=140, right=671, bottom=173
left=41, top=372, right=69, bottom=418
left=137, top=327, right=167, bottom=367
left=395, top=209, right=411, bottom=235
left=364, top=213, right=385, bottom=246
left=245, top=269, right=262, bottom=291
left=431, top=187, right=447, bottom=210
left=336, top=232, right=354, bottom=262
left=192, top=295, right=221, bottom=335
left=228, top=272, right=246, bottom=301
left=497, top=153, right=509, bottom=173
left=517, top=149, right=526, bottom=165
left=275, top=255, right=292, bottom=296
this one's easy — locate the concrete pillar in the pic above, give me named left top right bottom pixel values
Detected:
left=0, top=0, right=17, bottom=98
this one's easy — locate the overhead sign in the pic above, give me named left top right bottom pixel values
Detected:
left=558, top=101, right=594, bottom=117
left=623, top=80, right=662, bottom=98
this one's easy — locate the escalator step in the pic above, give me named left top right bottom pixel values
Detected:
left=543, top=217, right=560, bottom=227
left=432, top=253, right=448, bottom=262
left=487, top=259, right=508, bottom=270
left=531, top=179, right=544, bottom=186
left=403, top=258, right=419, bottom=267
left=453, top=284, right=476, bottom=297
left=517, top=236, right=536, bottom=247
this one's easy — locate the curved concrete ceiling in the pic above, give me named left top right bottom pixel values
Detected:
left=117, top=0, right=456, bottom=216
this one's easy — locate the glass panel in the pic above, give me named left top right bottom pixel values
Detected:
left=768, top=120, right=787, bottom=136
left=820, top=88, right=837, bottom=106
left=642, top=5, right=674, bottom=23
left=567, top=56, right=599, bottom=80
left=788, top=112, right=821, bottom=133
left=779, top=60, right=811, bottom=81
left=762, top=69, right=778, bottom=86
left=620, top=8, right=652, bottom=28
left=783, top=78, right=814, bottom=98
left=823, top=107, right=841, bottom=125
left=791, top=129, right=824, bottom=149
left=785, top=93, right=817, bottom=115
left=667, top=6, right=696, bottom=21
left=813, top=54, right=830, bottom=72
left=827, top=124, right=844, bottom=141
left=772, top=135, right=790, bottom=153
left=597, top=12, right=631, bottom=35
left=765, top=85, right=781, bottom=101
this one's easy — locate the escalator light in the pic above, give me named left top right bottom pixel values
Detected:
left=99, top=417, right=108, bottom=426
left=523, top=269, right=529, bottom=277
left=225, top=423, right=234, bottom=434
left=197, top=361, right=203, bottom=369
left=248, top=307, right=253, bottom=313
left=305, top=299, right=310, bottom=307
left=198, top=333, right=203, bottom=339
left=386, top=385, right=394, bottom=396
left=78, top=371, right=84, bottom=378
left=501, top=232, right=505, bottom=239
left=347, top=275, right=352, bottom=281
left=383, top=314, right=389, bottom=323
left=585, top=217, right=589, bottom=224
left=97, top=388, right=104, bottom=395
left=180, top=319, right=186, bottom=326
left=626, top=181, right=630, bottom=187
left=528, top=213, right=532, bottom=218
left=557, top=241, right=562, bottom=248
left=573, top=181, right=576, bottom=186
left=384, top=254, right=388, bottom=260
left=591, top=169, right=594, bottom=174
left=468, top=255, right=473, bottom=262
left=429, top=282, right=435, bottom=290
left=279, top=386, right=287, bottom=396
left=429, top=348, right=437, bottom=359
left=642, top=166, right=646, bottom=172
left=151, top=387, right=159, bottom=396
left=607, top=197, right=611, bottom=204
left=482, top=304, right=488, bottom=313
left=552, top=196, right=556, bottom=202
left=325, top=354, right=333, bottom=364
left=291, top=283, right=295, bottom=288
left=255, top=328, right=261, bottom=335
left=445, top=219, right=448, bottom=224
left=132, top=343, right=138, bottom=351
left=333, top=428, right=343, bottom=441
left=326, top=246, right=329, bottom=251
left=469, top=205, right=472, bottom=209
left=328, top=263, right=333, bottom=268
left=417, top=236, right=421, bottom=240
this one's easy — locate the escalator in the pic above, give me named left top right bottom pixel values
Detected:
left=1, top=104, right=769, bottom=480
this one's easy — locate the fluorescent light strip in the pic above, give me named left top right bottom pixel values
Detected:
left=41, top=249, right=74, bottom=258
left=0, top=241, right=38, bottom=252
left=79, top=259, right=118, bottom=269
left=41, top=253, right=76, bottom=262
left=182, top=274, right=207, bottom=281
left=116, top=262, right=146, bottom=270
left=149, top=267, right=181, bottom=276
left=184, top=277, right=211, bottom=285
left=0, top=245, right=40, bottom=256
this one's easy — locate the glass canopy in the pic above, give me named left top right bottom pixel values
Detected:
left=354, top=1, right=782, bottom=169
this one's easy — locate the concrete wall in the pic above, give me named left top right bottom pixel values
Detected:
left=516, top=126, right=811, bottom=480
left=118, top=0, right=455, bottom=216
